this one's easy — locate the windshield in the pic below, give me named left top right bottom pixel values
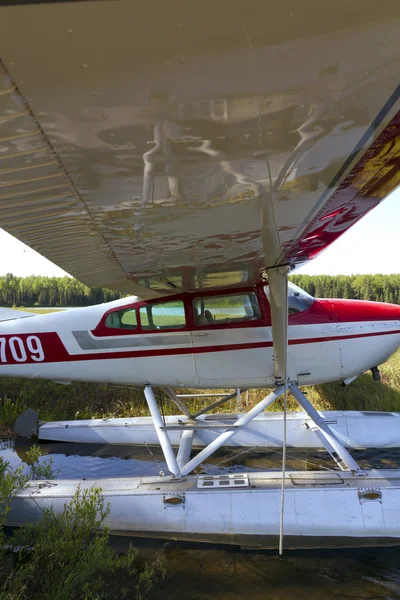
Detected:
left=264, top=282, right=314, bottom=315
left=287, top=282, right=315, bottom=314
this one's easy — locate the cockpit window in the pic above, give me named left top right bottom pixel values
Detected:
left=193, top=293, right=261, bottom=326
left=264, top=282, right=314, bottom=315
left=139, top=300, right=186, bottom=330
left=105, top=308, right=137, bottom=330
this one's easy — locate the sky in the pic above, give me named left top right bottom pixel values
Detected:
left=0, top=186, right=399, bottom=278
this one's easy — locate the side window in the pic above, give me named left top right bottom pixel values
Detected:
left=105, top=308, right=137, bottom=330
left=193, top=293, right=261, bottom=326
left=139, top=300, right=186, bottom=330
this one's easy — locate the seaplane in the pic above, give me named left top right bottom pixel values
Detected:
left=1, top=0, right=400, bottom=551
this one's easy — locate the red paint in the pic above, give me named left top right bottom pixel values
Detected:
left=288, top=329, right=400, bottom=346
left=288, top=298, right=400, bottom=325
left=0, top=328, right=399, bottom=366
left=2, top=290, right=398, bottom=367
left=93, top=283, right=400, bottom=339
left=288, top=299, right=335, bottom=325
left=283, top=110, right=400, bottom=265
left=0, top=332, right=70, bottom=365
left=328, top=299, right=400, bottom=323
left=93, top=293, right=189, bottom=337
left=92, top=284, right=272, bottom=337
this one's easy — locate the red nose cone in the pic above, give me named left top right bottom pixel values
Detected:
left=327, top=299, right=400, bottom=323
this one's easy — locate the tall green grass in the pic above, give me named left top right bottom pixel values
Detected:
left=4, top=307, right=63, bottom=314
left=0, top=349, right=399, bottom=433
left=0, top=450, right=164, bottom=599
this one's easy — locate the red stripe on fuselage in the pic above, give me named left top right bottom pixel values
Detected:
left=0, top=328, right=399, bottom=365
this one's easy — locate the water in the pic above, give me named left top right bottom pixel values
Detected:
left=2, top=438, right=400, bottom=599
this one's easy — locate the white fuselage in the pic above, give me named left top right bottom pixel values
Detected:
left=0, top=290, right=399, bottom=389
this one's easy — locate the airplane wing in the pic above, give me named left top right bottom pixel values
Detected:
left=0, top=308, right=36, bottom=322
left=0, top=1, right=399, bottom=297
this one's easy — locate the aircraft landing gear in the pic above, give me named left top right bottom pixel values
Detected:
left=143, top=383, right=363, bottom=479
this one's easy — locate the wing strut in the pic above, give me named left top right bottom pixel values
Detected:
left=266, top=267, right=289, bottom=386
left=141, top=266, right=362, bottom=556
left=266, top=266, right=289, bottom=556
left=266, top=266, right=364, bottom=554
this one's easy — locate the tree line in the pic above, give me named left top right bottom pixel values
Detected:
left=290, top=274, right=400, bottom=304
left=0, top=274, right=121, bottom=307
left=0, top=273, right=399, bottom=307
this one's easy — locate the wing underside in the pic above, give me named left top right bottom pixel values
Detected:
left=0, top=1, right=399, bottom=296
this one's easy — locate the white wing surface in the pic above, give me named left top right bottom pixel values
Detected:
left=0, top=1, right=399, bottom=296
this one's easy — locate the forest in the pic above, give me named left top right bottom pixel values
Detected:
left=290, top=273, right=400, bottom=304
left=0, top=274, right=121, bottom=307
left=0, top=273, right=399, bottom=307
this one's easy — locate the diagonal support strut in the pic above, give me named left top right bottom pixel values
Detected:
left=179, top=386, right=285, bottom=477
left=290, top=384, right=362, bottom=473
left=143, top=384, right=362, bottom=478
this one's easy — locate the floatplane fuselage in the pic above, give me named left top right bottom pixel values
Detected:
left=6, top=280, right=400, bottom=552
left=1, top=281, right=399, bottom=389
left=2, top=0, right=400, bottom=551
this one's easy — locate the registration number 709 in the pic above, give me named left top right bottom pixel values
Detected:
left=0, top=336, right=45, bottom=363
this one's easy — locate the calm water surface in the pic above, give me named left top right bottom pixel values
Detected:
left=2, top=438, right=400, bottom=600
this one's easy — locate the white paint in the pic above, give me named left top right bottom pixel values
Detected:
left=38, top=411, right=400, bottom=449
left=0, top=296, right=398, bottom=388
left=8, top=470, right=400, bottom=548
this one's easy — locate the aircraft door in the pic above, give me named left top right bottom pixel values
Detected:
left=137, top=300, right=195, bottom=386
left=191, top=291, right=275, bottom=385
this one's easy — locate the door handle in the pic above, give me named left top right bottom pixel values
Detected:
left=194, top=332, right=208, bottom=337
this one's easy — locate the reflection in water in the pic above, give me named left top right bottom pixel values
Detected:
left=2, top=437, right=400, bottom=599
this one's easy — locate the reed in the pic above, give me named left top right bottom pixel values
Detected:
left=0, top=350, right=399, bottom=434
left=0, top=450, right=164, bottom=599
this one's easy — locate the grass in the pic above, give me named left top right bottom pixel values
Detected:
left=4, top=307, right=63, bottom=314
left=0, top=349, right=399, bottom=434
left=0, top=351, right=399, bottom=597
left=0, top=451, right=164, bottom=599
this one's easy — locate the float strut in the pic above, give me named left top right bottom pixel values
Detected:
left=144, top=385, right=180, bottom=477
left=180, top=386, right=285, bottom=477
left=290, top=385, right=362, bottom=473
left=163, top=387, right=193, bottom=419
left=177, top=429, right=195, bottom=470
left=192, top=389, right=247, bottom=418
